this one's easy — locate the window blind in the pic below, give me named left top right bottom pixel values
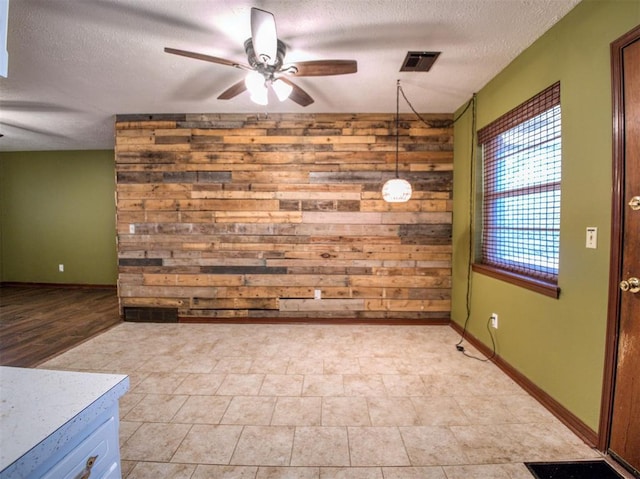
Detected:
left=477, top=82, right=561, bottom=283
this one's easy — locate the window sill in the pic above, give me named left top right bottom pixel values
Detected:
left=471, top=263, right=560, bottom=299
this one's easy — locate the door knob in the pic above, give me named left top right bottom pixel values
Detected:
left=629, top=196, right=640, bottom=211
left=619, top=277, right=640, bottom=293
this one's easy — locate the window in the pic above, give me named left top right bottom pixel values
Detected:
left=473, top=82, right=561, bottom=298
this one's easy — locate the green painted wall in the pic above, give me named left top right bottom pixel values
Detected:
left=0, top=150, right=117, bottom=285
left=452, top=0, right=639, bottom=433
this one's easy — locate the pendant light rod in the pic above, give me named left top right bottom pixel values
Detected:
left=382, top=79, right=412, bottom=203
left=395, top=79, right=400, bottom=178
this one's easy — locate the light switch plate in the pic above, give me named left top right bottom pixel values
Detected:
left=586, top=227, right=597, bottom=249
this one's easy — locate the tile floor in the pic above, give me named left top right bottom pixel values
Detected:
left=40, top=322, right=611, bottom=479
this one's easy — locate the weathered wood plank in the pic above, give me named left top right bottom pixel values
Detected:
left=115, top=112, right=453, bottom=321
left=279, top=299, right=365, bottom=312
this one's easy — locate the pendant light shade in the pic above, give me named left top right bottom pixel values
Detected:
left=383, top=79, right=412, bottom=203
left=382, top=178, right=412, bottom=203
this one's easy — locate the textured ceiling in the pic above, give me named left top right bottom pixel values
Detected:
left=0, top=0, right=581, bottom=152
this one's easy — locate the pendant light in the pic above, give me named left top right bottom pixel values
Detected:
left=382, top=80, right=412, bottom=203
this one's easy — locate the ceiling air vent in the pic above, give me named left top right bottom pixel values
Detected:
left=400, top=51, right=441, bottom=72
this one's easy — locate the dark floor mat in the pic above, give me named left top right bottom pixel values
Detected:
left=525, top=460, right=625, bottom=479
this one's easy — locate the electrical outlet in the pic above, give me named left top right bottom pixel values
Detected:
left=491, top=313, right=498, bottom=329
left=58, top=264, right=64, bottom=272
left=314, top=289, right=322, bottom=300
left=129, top=224, right=135, bottom=234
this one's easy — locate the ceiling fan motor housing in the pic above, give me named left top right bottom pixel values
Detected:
left=244, top=38, right=288, bottom=79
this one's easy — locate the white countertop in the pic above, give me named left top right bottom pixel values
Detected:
left=0, top=366, right=129, bottom=476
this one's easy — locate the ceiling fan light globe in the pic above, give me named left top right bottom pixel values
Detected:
left=272, top=79, right=293, bottom=101
left=250, top=89, right=268, bottom=106
left=245, top=71, right=265, bottom=93
left=382, top=178, right=412, bottom=203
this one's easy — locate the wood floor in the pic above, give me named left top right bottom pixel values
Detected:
left=0, top=285, right=121, bottom=367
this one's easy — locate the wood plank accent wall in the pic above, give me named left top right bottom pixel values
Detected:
left=114, top=113, right=453, bottom=322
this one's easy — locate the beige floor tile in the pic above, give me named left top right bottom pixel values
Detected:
left=120, top=371, right=149, bottom=391
left=471, top=369, right=524, bottom=396
left=124, top=393, right=188, bottom=422
left=382, top=375, right=428, bottom=396
left=399, top=426, right=469, bottom=466
left=420, top=374, right=477, bottom=396
left=260, top=374, right=304, bottom=396
left=454, top=395, right=519, bottom=424
left=449, top=424, right=525, bottom=463
left=271, top=397, right=322, bottom=426
left=324, top=358, right=361, bottom=375
left=343, top=375, right=387, bottom=397
left=137, top=355, right=187, bottom=373
left=214, top=357, right=254, bottom=373
left=322, top=397, right=370, bottom=426
left=367, top=397, right=420, bottom=426
left=173, top=373, right=226, bottom=395
left=230, top=426, right=295, bottom=466
left=222, top=396, right=277, bottom=425
left=506, top=423, right=600, bottom=462
left=411, top=396, right=469, bottom=426
left=172, top=355, right=218, bottom=374
left=119, top=392, right=145, bottom=417
left=287, top=358, right=325, bottom=375
left=498, top=394, right=556, bottom=423
left=503, top=463, right=541, bottom=479
left=120, top=460, right=136, bottom=477
left=257, top=466, right=320, bottom=478
left=119, top=420, right=142, bottom=444
left=191, top=464, right=258, bottom=478
left=358, top=358, right=400, bottom=375
left=319, top=467, right=383, bottom=478
left=217, top=374, right=266, bottom=395
left=347, top=427, right=410, bottom=466
left=125, top=461, right=196, bottom=479
left=47, top=323, right=603, bottom=475
left=172, top=395, right=232, bottom=424
left=171, top=424, right=243, bottom=465
left=106, top=353, right=154, bottom=372
left=302, top=374, right=344, bottom=396
left=250, top=357, right=291, bottom=374
left=290, top=427, right=350, bottom=467
left=121, top=422, right=191, bottom=462
left=381, top=466, right=447, bottom=478
left=443, top=463, right=522, bottom=479
left=131, top=372, right=188, bottom=394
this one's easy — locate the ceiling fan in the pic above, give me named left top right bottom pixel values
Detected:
left=164, top=7, right=357, bottom=107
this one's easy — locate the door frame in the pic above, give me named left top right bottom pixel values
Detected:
left=599, top=23, right=640, bottom=452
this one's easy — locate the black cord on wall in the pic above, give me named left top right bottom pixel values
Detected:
left=398, top=86, right=494, bottom=361
left=452, top=93, right=495, bottom=362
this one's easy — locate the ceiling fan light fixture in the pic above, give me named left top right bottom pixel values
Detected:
left=245, top=70, right=265, bottom=93
left=272, top=79, right=293, bottom=101
left=164, top=7, right=357, bottom=108
left=245, top=71, right=268, bottom=105
left=250, top=88, right=268, bottom=106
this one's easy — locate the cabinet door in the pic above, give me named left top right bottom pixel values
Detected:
left=40, top=416, right=119, bottom=479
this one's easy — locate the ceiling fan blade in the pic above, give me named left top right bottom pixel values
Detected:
left=279, top=78, right=314, bottom=107
left=217, top=80, right=248, bottom=100
left=250, top=8, right=278, bottom=65
left=164, top=47, right=249, bottom=70
left=288, top=60, right=358, bottom=77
